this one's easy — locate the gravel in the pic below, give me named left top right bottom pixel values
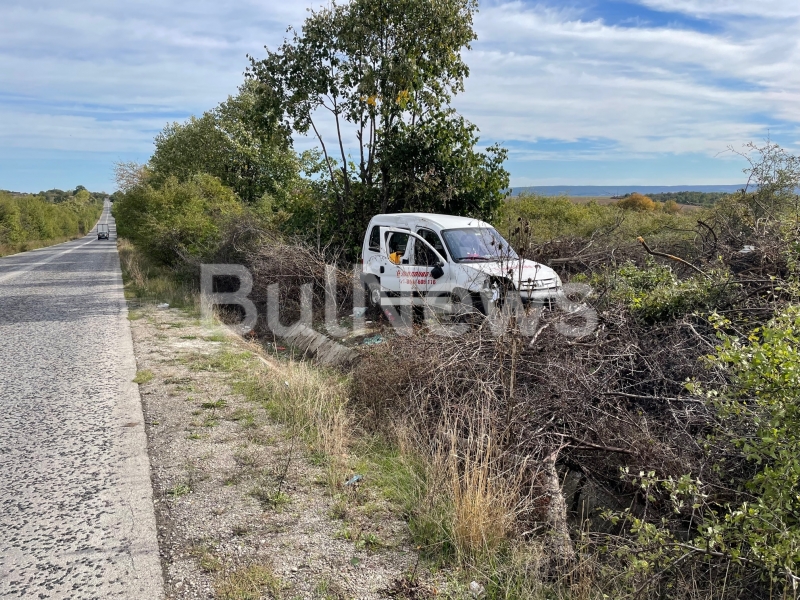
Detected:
left=130, top=306, right=434, bottom=599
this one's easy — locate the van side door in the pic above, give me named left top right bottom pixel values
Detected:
left=410, top=227, right=452, bottom=307
left=379, top=227, right=446, bottom=306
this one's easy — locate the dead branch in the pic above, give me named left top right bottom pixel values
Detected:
left=637, top=236, right=709, bottom=278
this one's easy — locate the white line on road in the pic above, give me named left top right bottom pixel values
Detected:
left=0, top=238, right=97, bottom=284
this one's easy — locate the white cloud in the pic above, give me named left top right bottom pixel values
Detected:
left=457, top=1, right=800, bottom=162
left=2, top=0, right=800, bottom=188
left=636, top=0, right=800, bottom=18
left=0, top=0, right=313, bottom=150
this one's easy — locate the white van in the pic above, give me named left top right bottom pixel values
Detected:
left=360, top=213, right=563, bottom=314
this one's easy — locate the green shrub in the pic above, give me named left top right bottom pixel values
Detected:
left=495, top=193, right=700, bottom=244
left=602, top=260, right=731, bottom=322
left=113, top=173, right=243, bottom=265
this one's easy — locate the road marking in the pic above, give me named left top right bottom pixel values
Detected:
left=0, top=238, right=97, bottom=284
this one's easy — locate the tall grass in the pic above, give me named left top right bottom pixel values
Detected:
left=246, top=358, right=353, bottom=492
left=117, top=238, right=198, bottom=310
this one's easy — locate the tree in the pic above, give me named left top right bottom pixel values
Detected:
left=248, top=0, right=508, bottom=252
left=149, top=82, right=299, bottom=205
left=617, top=192, right=657, bottom=211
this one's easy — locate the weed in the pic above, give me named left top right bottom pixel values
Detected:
left=249, top=483, right=290, bottom=510
left=167, top=482, right=191, bottom=499
left=313, top=577, right=346, bottom=600
left=133, top=369, right=154, bottom=384
left=233, top=446, right=258, bottom=468
left=202, top=399, right=228, bottom=410
left=213, top=564, right=281, bottom=600
left=117, top=238, right=198, bottom=312
left=228, top=408, right=256, bottom=428
left=190, top=545, right=223, bottom=574
left=223, top=473, right=242, bottom=486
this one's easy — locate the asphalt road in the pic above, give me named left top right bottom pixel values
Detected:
left=0, top=204, right=163, bottom=599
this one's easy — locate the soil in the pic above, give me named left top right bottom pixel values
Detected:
left=129, top=305, right=435, bottom=600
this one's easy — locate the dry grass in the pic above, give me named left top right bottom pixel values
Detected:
left=249, top=356, right=353, bottom=492
left=118, top=238, right=198, bottom=310
left=213, top=563, right=281, bottom=600
left=445, top=423, right=520, bottom=561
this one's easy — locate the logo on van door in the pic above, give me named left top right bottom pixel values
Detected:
left=396, top=268, right=436, bottom=286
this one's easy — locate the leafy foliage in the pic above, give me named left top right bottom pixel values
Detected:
left=496, top=193, right=697, bottom=243
left=248, top=0, right=508, bottom=254
left=113, top=174, right=242, bottom=266
left=149, top=82, right=300, bottom=205
left=708, top=307, right=800, bottom=577
left=0, top=190, right=102, bottom=251
left=604, top=260, right=731, bottom=322
left=647, top=190, right=732, bottom=207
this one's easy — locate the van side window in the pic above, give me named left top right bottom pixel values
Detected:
left=368, top=226, right=381, bottom=252
left=386, top=232, right=410, bottom=264
left=414, top=228, right=447, bottom=266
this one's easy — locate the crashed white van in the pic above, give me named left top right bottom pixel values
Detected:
left=360, top=213, right=563, bottom=313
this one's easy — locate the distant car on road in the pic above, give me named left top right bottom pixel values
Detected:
left=97, top=223, right=109, bottom=240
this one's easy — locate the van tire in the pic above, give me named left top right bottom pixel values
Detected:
left=451, top=287, right=482, bottom=321
left=364, top=277, right=382, bottom=310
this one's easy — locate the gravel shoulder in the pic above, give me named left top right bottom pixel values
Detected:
left=129, top=305, right=430, bottom=600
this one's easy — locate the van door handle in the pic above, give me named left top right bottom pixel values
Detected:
left=380, top=266, right=384, bottom=274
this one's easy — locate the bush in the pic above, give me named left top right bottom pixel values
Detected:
left=496, top=193, right=699, bottom=244
left=113, top=174, right=243, bottom=266
left=616, top=192, right=657, bottom=212
left=602, top=260, right=733, bottom=322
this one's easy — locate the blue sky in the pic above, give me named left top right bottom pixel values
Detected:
left=1, top=0, right=799, bottom=193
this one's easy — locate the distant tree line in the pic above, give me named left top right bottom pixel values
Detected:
left=0, top=188, right=103, bottom=252
left=622, top=190, right=731, bottom=207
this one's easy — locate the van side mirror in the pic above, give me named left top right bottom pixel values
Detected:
left=431, top=262, right=444, bottom=280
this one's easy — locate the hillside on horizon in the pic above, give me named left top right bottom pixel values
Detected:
left=511, top=184, right=745, bottom=197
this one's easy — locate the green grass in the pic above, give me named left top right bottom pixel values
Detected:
left=249, top=482, right=291, bottom=511
left=168, top=482, right=192, bottom=499
left=133, top=369, right=154, bottom=384
left=201, top=399, right=228, bottom=410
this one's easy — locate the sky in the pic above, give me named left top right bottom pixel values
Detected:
left=1, top=0, right=798, bottom=193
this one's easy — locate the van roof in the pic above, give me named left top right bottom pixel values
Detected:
left=371, top=213, right=492, bottom=230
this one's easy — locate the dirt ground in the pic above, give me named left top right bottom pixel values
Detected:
left=129, top=305, right=432, bottom=600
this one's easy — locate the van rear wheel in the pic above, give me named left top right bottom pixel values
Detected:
left=364, top=277, right=382, bottom=310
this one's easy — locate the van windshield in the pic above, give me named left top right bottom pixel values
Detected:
left=441, top=227, right=518, bottom=262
